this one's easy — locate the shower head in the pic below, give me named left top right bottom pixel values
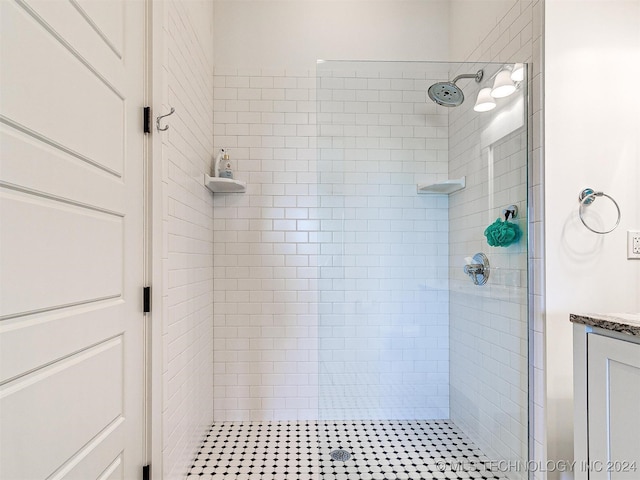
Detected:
left=428, top=82, right=465, bottom=107
left=428, top=70, right=484, bottom=107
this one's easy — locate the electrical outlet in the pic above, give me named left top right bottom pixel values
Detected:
left=628, top=231, right=640, bottom=259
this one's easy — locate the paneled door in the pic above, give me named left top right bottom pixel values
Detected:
left=0, top=0, right=146, bottom=478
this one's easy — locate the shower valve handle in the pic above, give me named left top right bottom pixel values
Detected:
left=464, top=264, right=485, bottom=275
left=464, top=253, right=490, bottom=286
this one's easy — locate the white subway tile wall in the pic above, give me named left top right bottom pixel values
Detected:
left=213, top=67, right=320, bottom=422
left=316, top=64, right=451, bottom=421
left=160, top=1, right=215, bottom=478
left=213, top=64, right=455, bottom=422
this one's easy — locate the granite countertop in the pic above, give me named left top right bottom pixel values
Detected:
left=570, top=313, right=640, bottom=337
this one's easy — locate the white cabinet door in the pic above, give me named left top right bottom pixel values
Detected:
left=588, top=334, right=640, bottom=480
left=0, top=0, right=146, bottom=478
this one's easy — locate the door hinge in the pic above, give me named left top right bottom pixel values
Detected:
left=143, top=106, right=151, bottom=134
left=143, top=286, right=151, bottom=313
left=142, top=464, right=150, bottom=480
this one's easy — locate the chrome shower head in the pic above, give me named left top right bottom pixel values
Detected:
left=427, top=70, right=484, bottom=107
left=428, top=82, right=465, bottom=107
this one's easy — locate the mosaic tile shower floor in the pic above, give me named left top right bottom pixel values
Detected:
left=187, top=420, right=506, bottom=479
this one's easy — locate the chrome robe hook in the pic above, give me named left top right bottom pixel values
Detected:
left=156, top=107, right=175, bottom=132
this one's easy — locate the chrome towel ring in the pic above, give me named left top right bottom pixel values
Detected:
left=578, top=188, right=621, bottom=234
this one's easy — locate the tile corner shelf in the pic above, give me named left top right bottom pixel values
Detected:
left=203, top=174, right=246, bottom=193
left=417, top=177, right=465, bottom=195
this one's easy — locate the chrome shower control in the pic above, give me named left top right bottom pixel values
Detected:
left=464, top=253, right=490, bottom=286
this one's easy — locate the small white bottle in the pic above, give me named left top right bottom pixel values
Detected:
left=220, top=153, right=233, bottom=179
left=213, top=148, right=225, bottom=177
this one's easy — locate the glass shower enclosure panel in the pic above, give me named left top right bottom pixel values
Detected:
left=316, top=60, right=529, bottom=480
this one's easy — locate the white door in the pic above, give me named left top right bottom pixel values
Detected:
left=588, top=334, right=640, bottom=480
left=0, top=0, right=146, bottom=478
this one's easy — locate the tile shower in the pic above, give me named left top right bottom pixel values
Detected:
left=199, top=60, right=528, bottom=479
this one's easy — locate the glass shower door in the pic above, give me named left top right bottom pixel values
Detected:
left=316, top=60, right=529, bottom=480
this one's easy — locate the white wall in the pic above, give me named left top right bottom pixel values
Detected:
left=213, top=0, right=449, bottom=69
left=153, top=0, right=216, bottom=478
left=545, top=1, right=640, bottom=478
left=448, top=0, right=520, bottom=61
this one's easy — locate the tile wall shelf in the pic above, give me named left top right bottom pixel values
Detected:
left=203, top=174, right=246, bottom=193
left=417, top=177, right=465, bottom=195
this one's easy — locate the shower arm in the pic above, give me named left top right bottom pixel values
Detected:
left=451, top=70, right=483, bottom=85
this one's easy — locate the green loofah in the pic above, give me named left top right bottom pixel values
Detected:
left=484, top=218, right=522, bottom=247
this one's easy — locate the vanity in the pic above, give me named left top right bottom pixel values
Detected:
left=572, top=313, right=640, bottom=480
